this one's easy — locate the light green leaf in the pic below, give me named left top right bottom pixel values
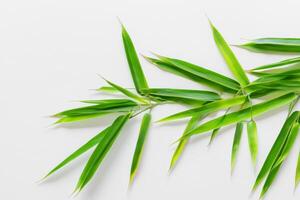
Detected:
left=144, top=55, right=240, bottom=93
left=121, top=25, right=148, bottom=94
left=75, top=113, right=130, bottom=193
left=80, top=99, right=136, bottom=105
left=231, top=122, right=243, bottom=172
left=158, top=96, right=247, bottom=122
left=250, top=57, right=300, bottom=72
left=296, top=152, right=300, bottom=188
left=252, top=111, right=300, bottom=191
left=169, top=114, right=204, bottom=171
left=208, top=128, right=220, bottom=145
left=209, top=21, right=249, bottom=86
left=104, top=79, right=149, bottom=104
left=238, top=38, right=300, bottom=53
left=247, top=120, right=258, bottom=166
left=43, top=127, right=110, bottom=179
left=96, top=86, right=119, bottom=93
left=142, top=88, right=220, bottom=105
left=130, top=113, right=151, bottom=184
left=183, top=93, right=297, bottom=139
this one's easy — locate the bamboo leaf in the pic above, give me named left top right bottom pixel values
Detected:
left=43, top=127, right=110, bottom=179
left=209, top=21, right=249, bottom=86
left=130, top=113, right=151, bottom=184
left=121, top=25, right=148, bottom=94
left=296, top=152, right=300, bottom=188
left=104, top=79, right=149, bottom=104
left=182, top=93, right=297, bottom=139
left=260, top=162, right=282, bottom=199
left=80, top=99, right=136, bottom=105
left=96, top=86, right=119, bottom=93
left=247, top=120, right=258, bottom=165
left=273, top=123, right=300, bottom=167
left=144, top=55, right=240, bottom=93
left=169, top=114, right=204, bottom=171
left=75, top=113, right=130, bottom=193
left=142, top=88, right=220, bottom=105
left=238, top=38, right=300, bottom=53
left=252, top=111, right=300, bottom=191
left=231, top=122, right=243, bottom=172
left=158, top=96, right=247, bottom=122
left=208, top=128, right=220, bottom=145
left=250, top=57, right=300, bottom=72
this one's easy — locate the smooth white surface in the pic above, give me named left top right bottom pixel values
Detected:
left=0, top=0, right=300, bottom=199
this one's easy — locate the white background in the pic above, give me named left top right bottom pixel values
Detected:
left=1, top=0, right=300, bottom=199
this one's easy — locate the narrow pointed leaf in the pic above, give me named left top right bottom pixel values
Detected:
left=80, top=99, right=136, bottom=105
left=208, top=128, right=220, bottom=145
left=75, top=114, right=130, bottom=192
left=252, top=111, right=300, bottom=190
left=209, top=21, right=249, bottom=86
left=144, top=55, right=240, bottom=93
left=238, top=38, right=300, bottom=53
left=158, top=96, right=246, bottom=122
left=43, top=127, right=110, bottom=179
left=273, top=123, right=300, bottom=167
left=130, top=113, right=151, bottom=184
left=104, top=79, right=149, bottom=104
left=183, top=93, right=297, bottom=139
left=142, top=88, right=221, bottom=102
left=247, top=120, right=258, bottom=165
left=231, top=122, right=243, bottom=172
left=96, top=86, right=119, bottom=93
left=250, top=57, right=300, bottom=72
left=169, top=114, right=204, bottom=171
left=121, top=25, right=148, bottom=93
left=260, top=162, right=282, bottom=199
left=295, top=152, right=300, bottom=188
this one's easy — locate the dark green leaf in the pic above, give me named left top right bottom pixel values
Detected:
left=250, top=57, right=300, bottom=72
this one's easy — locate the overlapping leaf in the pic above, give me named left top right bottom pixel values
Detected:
left=75, top=113, right=130, bottom=193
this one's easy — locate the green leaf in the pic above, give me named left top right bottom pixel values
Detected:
left=96, top=86, right=119, bottom=93
left=252, top=111, right=300, bottom=191
left=208, top=128, right=220, bottom=145
left=182, top=93, right=297, bottom=139
left=80, top=99, right=137, bottom=105
left=231, top=122, right=243, bottom=172
left=121, top=25, right=148, bottom=94
left=209, top=21, right=249, bottom=86
left=158, top=96, right=247, bottom=122
left=142, top=88, right=221, bottom=105
left=104, top=79, right=149, bottom=104
left=273, top=122, right=300, bottom=167
left=169, top=114, right=204, bottom=171
left=238, top=38, right=300, bottom=53
left=130, top=113, right=151, bottom=184
left=43, top=127, right=110, bottom=179
left=75, top=113, right=130, bottom=193
left=144, top=55, right=240, bottom=93
left=250, top=57, right=300, bottom=72
left=296, top=152, right=300, bottom=188
left=247, top=120, right=258, bottom=166
left=260, top=162, right=282, bottom=199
